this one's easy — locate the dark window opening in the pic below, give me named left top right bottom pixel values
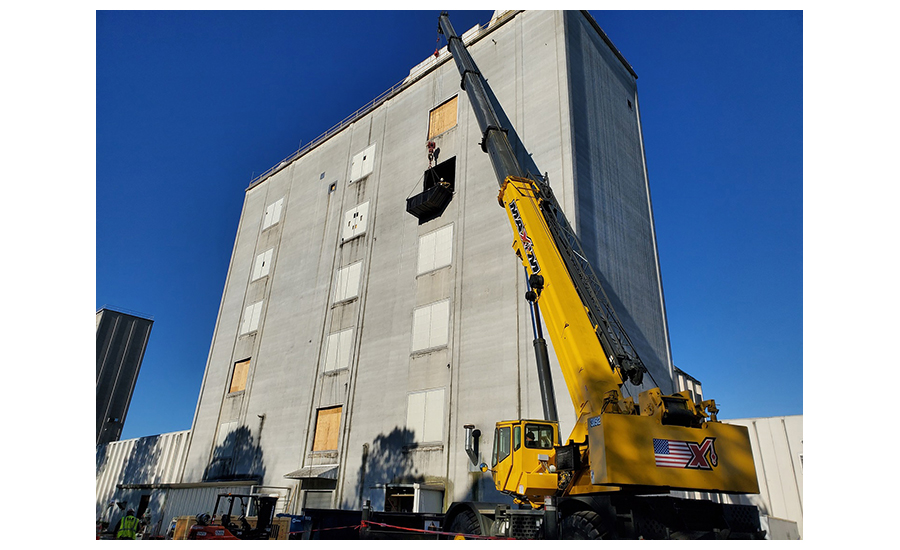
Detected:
left=627, top=99, right=633, bottom=109
left=424, top=156, right=456, bottom=193
left=385, top=486, right=415, bottom=513
left=407, top=157, right=456, bottom=224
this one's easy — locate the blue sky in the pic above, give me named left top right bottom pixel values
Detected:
left=90, top=9, right=807, bottom=441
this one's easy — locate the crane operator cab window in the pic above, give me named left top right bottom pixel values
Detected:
left=524, top=424, right=554, bottom=450
left=492, top=426, right=511, bottom=467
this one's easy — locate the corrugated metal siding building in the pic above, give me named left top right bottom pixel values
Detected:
left=96, top=430, right=191, bottom=536
left=96, top=307, right=153, bottom=446
left=669, top=370, right=803, bottom=539
left=179, top=10, right=675, bottom=514
left=710, top=415, right=804, bottom=539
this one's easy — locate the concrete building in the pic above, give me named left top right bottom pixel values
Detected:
left=96, top=307, right=154, bottom=446
left=178, top=10, right=674, bottom=514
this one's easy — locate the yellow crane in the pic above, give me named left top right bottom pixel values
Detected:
left=437, top=12, right=760, bottom=539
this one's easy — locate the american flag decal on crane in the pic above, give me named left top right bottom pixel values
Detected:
left=653, top=437, right=718, bottom=470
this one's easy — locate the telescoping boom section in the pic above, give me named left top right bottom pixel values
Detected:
left=438, top=12, right=758, bottom=504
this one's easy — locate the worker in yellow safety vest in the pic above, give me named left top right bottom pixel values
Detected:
left=116, top=509, right=140, bottom=539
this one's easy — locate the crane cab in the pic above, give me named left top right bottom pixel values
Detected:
left=490, top=420, right=560, bottom=502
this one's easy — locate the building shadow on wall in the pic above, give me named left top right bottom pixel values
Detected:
left=203, top=425, right=266, bottom=483
left=96, top=442, right=110, bottom=476
left=120, top=435, right=163, bottom=485
left=342, top=427, right=426, bottom=509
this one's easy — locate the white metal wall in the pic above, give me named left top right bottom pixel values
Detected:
left=701, top=415, right=803, bottom=539
left=96, top=430, right=190, bottom=515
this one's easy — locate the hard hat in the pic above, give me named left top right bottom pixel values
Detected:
left=127, top=509, right=135, bottom=515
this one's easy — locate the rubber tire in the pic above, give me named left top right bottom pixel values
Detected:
left=446, top=509, right=483, bottom=540
left=560, top=510, right=608, bottom=540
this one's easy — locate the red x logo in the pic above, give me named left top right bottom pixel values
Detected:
left=520, top=230, right=533, bottom=250
left=686, top=437, right=718, bottom=470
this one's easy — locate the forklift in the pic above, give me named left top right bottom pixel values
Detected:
left=188, top=493, right=279, bottom=540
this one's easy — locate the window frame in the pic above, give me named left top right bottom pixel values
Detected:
left=492, top=426, right=511, bottom=467
left=252, top=248, right=274, bottom=280
left=334, top=261, right=363, bottom=303
left=406, top=388, right=445, bottom=443
left=228, top=358, right=251, bottom=393
left=312, top=406, right=343, bottom=452
left=524, top=423, right=555, bottom=450
left=417, top=224, right=453, bottom=275
left=262, top=198, right=284, bottom=229
left=323, top=328, right=353, bottom=373
left=240, top=301, right=264, bottom=335
left=411, top=299, right=450, bottom=352
left=428, top=96, right=459, bottom=140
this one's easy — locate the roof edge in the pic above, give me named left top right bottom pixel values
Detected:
left=578, top=10, right=638, bottom=80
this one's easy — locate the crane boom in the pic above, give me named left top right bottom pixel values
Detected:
left=438, top=12, right=646, bottom=417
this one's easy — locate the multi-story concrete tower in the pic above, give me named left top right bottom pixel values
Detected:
left=181, top=10, right=674, bottom=513
left=96, top=307, right=154, bottom=446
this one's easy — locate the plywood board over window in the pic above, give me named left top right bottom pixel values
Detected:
left=229, top=359, right=250, bottom=393
left=428, top=96, right=458, bottom=139
left=312, top=406, right=342, bottom=451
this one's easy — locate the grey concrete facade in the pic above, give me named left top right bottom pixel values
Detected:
left=97, top=308, right=154, bottom=446
left=180, top=10, right=674, bottom=513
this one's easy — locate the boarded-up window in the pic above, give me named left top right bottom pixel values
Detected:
left=263, top=198, right=284, bottom=229
left=417, top=224, right=453, bottom=274
left=350, top=144, right=376, bottom=182
left=342, top=202, right=369, bottom=242
left=428, top=96, right=458, bottom=139
left=324, top=329, right=353, bottom=372
left=334, top=262, right=362, bottom=303
left=252, top=248, right=274, bottom=280
left=229, top=359, right=250, bottom=393
left=240, top=301, right=264, bottom=335
left=312, top=406, right=342, bottom=451
left=406, top=388, right=445, bottom=442
left=412, top=299, right=450, bottom=352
